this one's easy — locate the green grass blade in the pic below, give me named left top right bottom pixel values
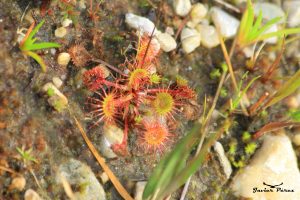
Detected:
left=247, top=11, right=263, bottom=42
left=27, top=19, right=45, bottom=42
left=231, top=75, right=260, bottom=111
left=258, top=27, right=300, bottom=41
left=159, top=119, right=232, bottom=199
left=249, top=17, right=282, bottom=42
left=25, top=42, right=61, bottom=51
left=244, top=0, right=254, bottom=38
left=264, top=69, right=300, bottom=108
left=24, top=51, right=47, bottom=72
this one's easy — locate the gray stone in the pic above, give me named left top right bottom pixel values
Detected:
left=57, top=159, right=106, bottom=200
left=231, top=134, right=300, bottom=199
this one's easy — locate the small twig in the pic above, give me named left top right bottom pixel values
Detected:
left=213, top=0, right=241, bottom=13
left=93, top=59, right=129, bottom=77
left=217, top=29, right=249, bottom=116
left=71, top=111, right=134, bottom=200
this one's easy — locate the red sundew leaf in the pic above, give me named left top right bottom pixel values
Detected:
left=253, top=121, right=300, bottom=139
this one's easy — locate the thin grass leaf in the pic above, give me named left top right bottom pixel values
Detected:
left=231, top=75, right=260, bottom=111
left=258, top=27, right=300, bottom=41
left=26, top=19, right=45, bottom=43
left=249, top=17, right=282, bottom=42
left=25, top=42, right=61, bottom=51
left=24, top=51, right=47, bottom=72
left=264, top=69, right=300, bottom=109
left=159, top=119, right=232, bottom=199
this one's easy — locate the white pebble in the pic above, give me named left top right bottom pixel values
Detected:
left=24, top=189, right=42, bottom=200
left=155, top=32, right=177, bottom=52
left=211, top=7, right=240, bottom=38
left=100, top=172, right=109, bottom=184
left=134, top=181, right=147, bottom=200
left=61, top=18, right=72, bottom=27
left=293, top=134, right=300, bottom=146
left=214, top=142, right=232, bottom=179
left=196, top=24, right=220, bottom=48
left=9, top=176, right=26, bottom=191
left=55, top=27, right=67, bottom=38
left=57, top=52, right=71, bottom=67
left=125, top=13, right=157, bottom=36
left=181, top=28, right=201, bottom=54
left=173, top=0, right=191, bottom=17
left=190, top=3, right=207, bottom=24
left=284, top=1, right=300, bottom=27
left=52, top=77, right=63, bottom=88
left=231, top=134, right=300, bottom=199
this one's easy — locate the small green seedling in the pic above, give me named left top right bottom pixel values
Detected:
left=16, top=147, right=38, bottom=166
left=19, top=19, right=60, bottom=72
left=236, top=0, right=300, bottom=48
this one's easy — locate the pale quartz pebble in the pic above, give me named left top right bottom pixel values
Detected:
left=24, top=189, right=42, bottom=200
left=9, top=176, right=26, bottom=191
left=285, top=96, right=299, bottom=109
left=134, top=181, right=147, bottom=200
left=181, top=28, right=201, bottom=53
left=214, top=142, right=232, bottom=179
left=155, top=32, right=177, bottom=52
left=165, top=26, right=175, bottom=35
left=78, top=0, right=86, bottom=9
left=55, top=27, right=67, bottom=38
left=57, top=52, right=71, bottom=67
left=210, top=7, right=240, bottom=38
left=100, top=124, right=124, bottom=158
left=52, top=77, right=63, bottom=88
left=293, top=134, right=300, bottom=146
left=173, top=0, right=192, bottom=17
left=190, top=3, right=207, bottom=24
left=231, top=134, right=300, bottom=199
left=196, top=24, right=220, bottom=48
left=125, top=13, right=157, bottom=36
left=61, top=18, right=72, bottom=27
left=284, top=1, right=300, bottom=27
left=100, top=172, right=109, bottom=184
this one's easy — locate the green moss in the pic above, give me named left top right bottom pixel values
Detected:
left=47, top=88, right=55, bottom=97
left=210, top=69, right=221, bottom=80
left=245, top=142, right=257, bottom=155
left=220, top=88, right=228, bottom=98
left=242, top=131, right=251, bottom=142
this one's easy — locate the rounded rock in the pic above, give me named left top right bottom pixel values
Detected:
left=55, top=27, right=67, bottom=38
left=181, top=28, right=201, bottom=54
left=57, top=52, right=71, bottom=67
left=190, top=3, right=207, bottom=24
left=9, top=176, right=26, bottom=191
left=210, top=7, right=240, bottom=38
left=61, top=18, right=72, bottom=27
left=173, top=0, right=192, bottom=17
left=196, top=24, right=220, bottom=48
left=155, top=32, right=177, bottom=52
